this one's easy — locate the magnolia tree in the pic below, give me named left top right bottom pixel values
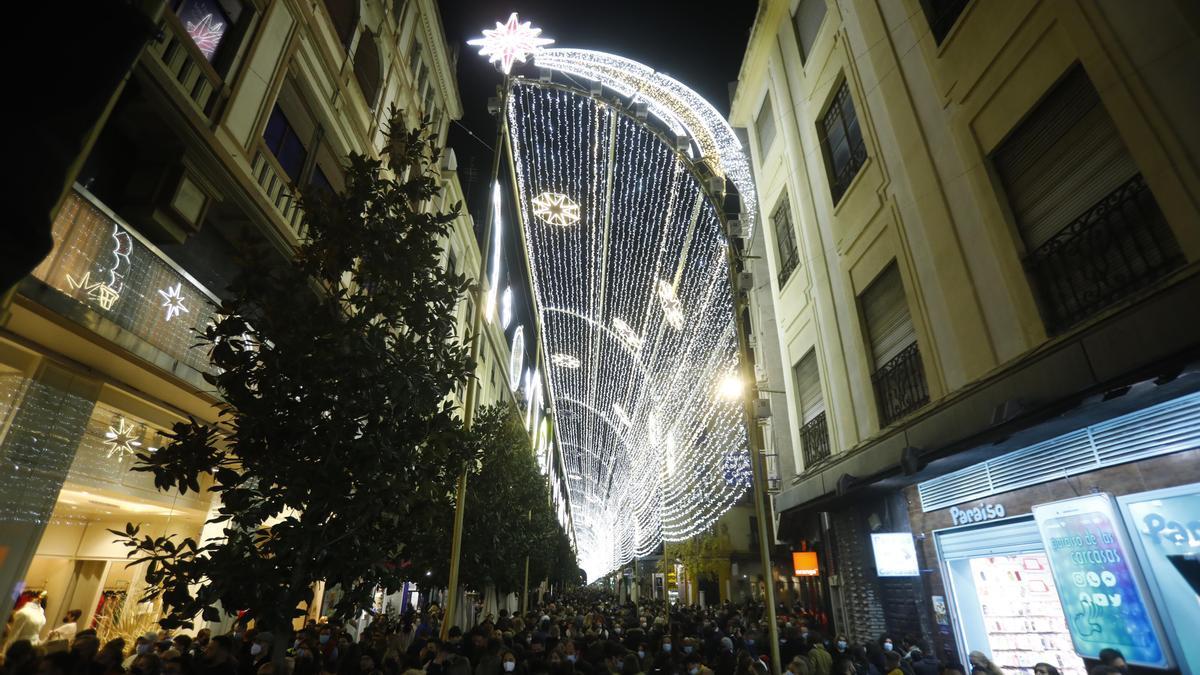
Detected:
left=115, top=111, right=476, bottom=662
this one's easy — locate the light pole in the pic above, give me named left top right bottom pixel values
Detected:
left=440, top=78, right=510, bottom=640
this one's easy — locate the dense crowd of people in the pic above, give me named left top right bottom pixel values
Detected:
left=1, top=591, right=1136, bottom=675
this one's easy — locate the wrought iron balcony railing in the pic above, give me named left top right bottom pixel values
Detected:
left=871, top=342, right=929, bottom=427
left=1025, top=173, right=1183, bottom=335
left=799, top=411, right=831, bottom=470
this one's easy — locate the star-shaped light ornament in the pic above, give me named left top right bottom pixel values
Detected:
left=158, top=283, right=190, bottom=321
left=532, top=191, right=581, bottom=227
left=104, top=417, right=143, bottom=460
left=467, top=13, right=554, bottom=75
left=186, top=13, right=226, bottom=60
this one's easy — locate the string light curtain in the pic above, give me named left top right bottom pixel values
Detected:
left=507, top=82, right=750, bottom=580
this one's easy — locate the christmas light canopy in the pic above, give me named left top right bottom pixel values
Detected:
left=505, top=79, right=750, bottom=581
left=467, top=12, right=554, bottom=75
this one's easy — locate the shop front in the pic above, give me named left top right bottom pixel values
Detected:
left=1, top=364, right=213, bottom=646
left=908, top=390, right=1200, bottom=674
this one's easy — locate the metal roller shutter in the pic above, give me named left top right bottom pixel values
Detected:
left=993, top=66, right=1139, bottom=252
left=861, top=263, right=916, bottom=369
left=935, top=517, right=1043, bottom=560
left=793, top=349, right=824, bottom=422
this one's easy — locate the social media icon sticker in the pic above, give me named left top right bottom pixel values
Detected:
left=1100, top=571, right=1117, bottom=587
left=1086, top=572, right=1101, bottom=587
left=1093, top=593, right=1109, bottom=607
left=1073, top=572, right=1087, bottom=587
left=1109, top=594, right=1122, bottom=607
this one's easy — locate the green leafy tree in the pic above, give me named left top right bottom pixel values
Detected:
left=113, top=111, right=475, bottom=662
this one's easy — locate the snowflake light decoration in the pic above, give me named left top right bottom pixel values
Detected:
left=551, top=353, right=582, bottom=369
left=185, top=13, right=226, bottom=60
left=467, top=12, right=554, bottom=75
left=158, top=283, right=190, bottom=321
left=657, top=280, right=685, bottom=330
left=104, top=417, right=143, bottom=460
left=531, top=191, right=581, bottom=227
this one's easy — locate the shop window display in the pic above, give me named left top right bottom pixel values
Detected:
left=966, top=554, right=1085, bottom=675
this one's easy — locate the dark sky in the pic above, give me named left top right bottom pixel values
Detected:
left=440, top=0, right=758, bottom=219
left=437, top=0, right=757, bottom=384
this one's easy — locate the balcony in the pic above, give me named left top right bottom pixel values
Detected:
left=145, top=9, right=228, bottom=122
left=799, top=411, right=831, bottom=470
left=871, top=342, right=929, bottom=427
left=251, top=141, right=308, bottom=242
left=1025, top=174, right=1184, bottom=335
left=26, top=187, right=220, bottom=380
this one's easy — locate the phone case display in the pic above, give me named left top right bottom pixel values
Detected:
left=968, top=554, right=1086, bottom=675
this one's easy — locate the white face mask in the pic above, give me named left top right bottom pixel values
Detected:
left=251, top=644, right=264, bottom=656
left=503, top=663, right=516, bottom=673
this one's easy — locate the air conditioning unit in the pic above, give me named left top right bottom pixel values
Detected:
left=736, top=272, right=754, bottom=293
left=753, top=399, right=771, bottom=420
left=589, top=81, right=603, bottom=97
left=633, top=100, right=648, bottom=120
left=724, top=218, right=747, bottom=240
left=538, top=68, right=553, bottom=83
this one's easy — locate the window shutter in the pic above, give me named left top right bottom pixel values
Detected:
left=861, top=264, right=915, bottom=369
left=794, top=0, right=827, bottom=63
left=755, top=94, right=776, bottom=157
left=793, top=350, right=824, bottom=423
left=993, top=67, right=1139, bottom=252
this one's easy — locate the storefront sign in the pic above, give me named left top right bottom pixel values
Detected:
left=791, top=551, right=819, bottom=576
left=1120, top=484, right=1200, bottom=675
left=871, top=532, right=920, bottom=577
left=1033, top=494, right=1174, bottom=669
left=949, top=501, right=1006, bottom=525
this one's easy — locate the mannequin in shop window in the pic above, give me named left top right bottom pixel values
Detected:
left=3, top=591, right=47, bottom=651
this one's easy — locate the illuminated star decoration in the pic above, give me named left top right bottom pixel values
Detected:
left=104, top=417, right=143, bottom=460
left=656, top=280, right=684, bottom=330
left=467, top=12, right=555, bottom=75
left=531, top=191, right=581, bottom=227
left=550, top=353, right=581, bottom=369
left=186, top=13, right=226, bottom=60
left=66, top=271, right=121, bottom=311
left=158, top=283, right=190, bottom=321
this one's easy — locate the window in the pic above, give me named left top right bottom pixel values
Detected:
left=860, top=263, right=927, bottom=426
left=410, top=38, right=424, bottom=78
left=353, top=30, right=382, bottom=108
left=262, top=104, right=308, bottom=182
left=793, top=0, right=827, bottom=64
left=818, top=80, right=867, bottom=204
left=755, top=94, right=777, bottom=157
left=793, top=349, right=830, bottom=468
left=992, top=66, right=1182, bottom=334
left=174, top=0, right=243, bottom=63
left=309, top=166, right=334, bottom=197
left=919, top=0, right=971, bottom=44
left=772, top=199, right=800, bottom=287
left=322, top=0, right=358, bottom=51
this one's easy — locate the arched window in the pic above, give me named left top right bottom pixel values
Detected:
left=353, top=30, right=382, bottom=108
left=322, top=0, right=358, bottom=51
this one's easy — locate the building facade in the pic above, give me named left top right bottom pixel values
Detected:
left=0, top=0, right=557, bottom=640
left=731, top=0, right=1199, bottom=670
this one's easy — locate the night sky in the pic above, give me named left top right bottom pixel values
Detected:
left=437, top=0, right=758, bottom=378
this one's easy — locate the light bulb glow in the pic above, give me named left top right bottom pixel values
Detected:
left=718, top=373, right=744, bottom=400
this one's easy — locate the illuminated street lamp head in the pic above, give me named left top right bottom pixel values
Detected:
left=467, top=12, right=554, bottom=75
left=718, top=373, right=744, bottom=401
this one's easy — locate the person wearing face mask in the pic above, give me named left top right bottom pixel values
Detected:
left=500, top=650, right=521, bottom=675
left=243, top=632, right=273, bottom=675
left=684, top=652, right=713, bottom=675
left=124, top=634, right=159, bottom=669
left=832, top=637, right=850, bottom=659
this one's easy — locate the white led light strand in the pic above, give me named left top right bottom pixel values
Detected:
left=506, top=82, right=749, bottom=581
left=531, top=48, right=758, bottom=235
